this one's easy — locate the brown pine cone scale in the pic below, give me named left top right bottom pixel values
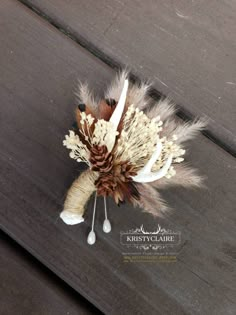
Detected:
left=89, top=145, right=113, bottom=172
left=89, top=144, right=139, bottom=203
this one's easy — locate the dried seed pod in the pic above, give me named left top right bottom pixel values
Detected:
left=75, top=103, right=96, bottom=133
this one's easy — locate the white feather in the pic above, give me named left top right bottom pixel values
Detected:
left=106, top=70, right=151, bottom=109
left=146, top=98, right=176, bottom=121
left=105, top=70, right=128, bottom=101
left=75, top=81, right=98, bottom=115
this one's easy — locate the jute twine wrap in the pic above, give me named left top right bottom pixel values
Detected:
left=63, top=169, right=98, bottom=217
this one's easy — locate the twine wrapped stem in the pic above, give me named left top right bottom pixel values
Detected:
left=60, top=169, right=98, bottom=225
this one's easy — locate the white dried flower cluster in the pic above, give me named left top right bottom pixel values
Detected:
left=79, top=113, right=95, bottom=145
left=152, top=134, right=185, bottom=178
left=63, top=112, right=119, bottom=163
left=113, top=104, right=186, bottom=178
left=63, top=105, right=186, bottom=179
left=165, top=166, right=176, bottom=179
left=115, top=105, right=162, bottom=168
left=92, top=119, right=119, bottom=152
left=161, top=136, right=185, bottom=160
left=63, top=130, right=90, bottom=164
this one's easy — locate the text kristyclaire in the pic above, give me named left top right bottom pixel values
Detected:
left=125, top=235, right=176, bottom=242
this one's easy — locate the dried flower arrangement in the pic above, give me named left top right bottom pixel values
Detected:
left=61, top=71, right=205, bottom=244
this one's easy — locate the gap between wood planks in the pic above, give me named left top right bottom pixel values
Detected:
left=17, top=0, right=236, bottom=158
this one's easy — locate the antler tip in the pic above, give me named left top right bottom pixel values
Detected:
left=60, top=211, right=84, bottom=225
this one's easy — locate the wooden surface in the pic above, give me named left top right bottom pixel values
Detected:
left=23, top=0, right=236, bottom=155
left=0, top=231, right=100, bottom=315
left=0, top=1, right=236, bottom=314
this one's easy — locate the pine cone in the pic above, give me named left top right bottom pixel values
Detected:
left=95, top=161, right=139, bottom=203
left=89, top=145, right=113, bottom=172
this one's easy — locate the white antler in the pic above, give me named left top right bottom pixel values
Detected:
left=132, top=141, right=173, bottom=183
left=109, top=79, right=129, bottom=128
left=105, top=79, right=129, bottom=152
left=137, top=142, right=163, bottom=176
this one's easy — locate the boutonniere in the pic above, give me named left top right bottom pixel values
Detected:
left=61, top=72, right=205, bottom=244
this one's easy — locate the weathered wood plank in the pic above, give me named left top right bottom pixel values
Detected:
left=0, top=231, right=100, bottom=315
left=0, top=1, right=236, bottom=314
left=21, top=0, right=236, bottom=154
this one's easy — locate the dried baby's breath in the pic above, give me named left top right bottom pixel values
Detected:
left=63, top=130, right=90, bottom=164
left=63, top=105, right=186, bottom=177
left=113, top=105, right=185, bottom=176
left=92, top=119, right=119, bottom=152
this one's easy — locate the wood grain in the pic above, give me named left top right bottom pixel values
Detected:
left=0, top=232, right=101, bottom=315
left=21, top=0, right=236, bottom=154
left=0, top=1, right=236, bottom=314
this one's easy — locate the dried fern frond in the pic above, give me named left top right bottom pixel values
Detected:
left=163, top=117, right=207, bottom=144
left=150, top=164, right=204, bottom=189
left=146, top=97, right=176, bottom=122
left=126, top=81, right=151, bottom=110
left=133, top=183, right=169, bottom=217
